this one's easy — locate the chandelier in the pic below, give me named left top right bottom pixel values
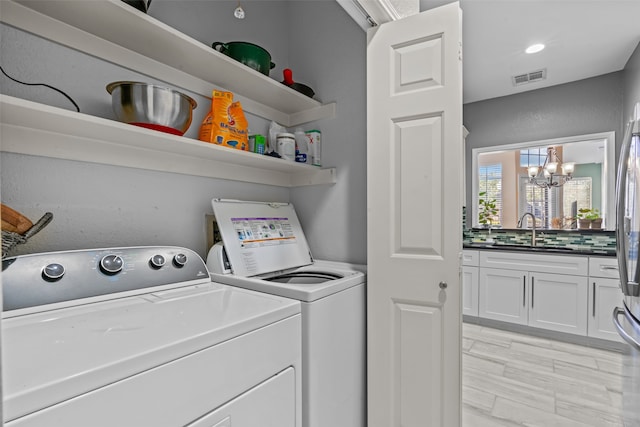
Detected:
left=528, top=147, right=575, bottom=188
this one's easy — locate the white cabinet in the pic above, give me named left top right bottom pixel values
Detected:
left=478, top=267, right=528, bottom=325
left=528, top=272, right=588, bottom=335
left=478, top=251, right=589, bottom=335
left=0, top=0, right=337, bottom=188
left=588, top=257, right=623, bottom=342
left=462, top=250, right=479, bottom=317
left=471, top=250, right=623, bottom=342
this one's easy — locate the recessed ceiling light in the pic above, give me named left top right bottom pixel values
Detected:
left=525, top=44, right=545, bottom=54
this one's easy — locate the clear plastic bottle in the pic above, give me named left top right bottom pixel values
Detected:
left=294, top=127, right=308, bottom=163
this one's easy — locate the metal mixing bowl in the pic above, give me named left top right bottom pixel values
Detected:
left=106, top=81, right=197, bottom=136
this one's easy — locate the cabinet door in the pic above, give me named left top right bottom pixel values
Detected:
left=589, top=278, right=624, bottom=342
left=528, top=272, right=588, bottom=335
left=462, top=266, right=479, bottom=317
left=478, top=268, right=528, bottom=325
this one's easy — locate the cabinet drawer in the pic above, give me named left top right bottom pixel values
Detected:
left=479, top=251, right=588, bottom=276
left=462, top=250, right=479, bottom=266
left=588, top=257, right=619, bottom=279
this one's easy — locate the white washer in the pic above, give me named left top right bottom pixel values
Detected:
left=2, top=246, right=302, bottom=427
left=208, top=199, right=366, bottom=427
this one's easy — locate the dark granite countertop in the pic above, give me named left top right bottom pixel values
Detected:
left=463, top=242, right=616, bottom=257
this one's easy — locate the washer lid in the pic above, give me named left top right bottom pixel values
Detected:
left=212, top=199, right=313, bottom=277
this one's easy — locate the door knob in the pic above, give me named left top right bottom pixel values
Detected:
left=439, top=281, right=447, bottom=289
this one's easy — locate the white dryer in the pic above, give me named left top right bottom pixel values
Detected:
left=207, top=199, right=366, bottom=427
left=2, top=246, right=302, bottom=427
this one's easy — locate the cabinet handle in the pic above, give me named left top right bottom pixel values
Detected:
left=531, top=276, right=535, bottom=308
left=523, top=275, right=526, bottom=306
left=601, top=266, right=619, bottom=271
left=593, top=282, right=596, bottom=317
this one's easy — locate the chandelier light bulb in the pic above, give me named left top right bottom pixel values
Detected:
left=545, top=162, right=558, bottom=174
left=562, top=162, right=575, bottom=175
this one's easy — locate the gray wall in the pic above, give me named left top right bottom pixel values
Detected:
left=0, top=1, right=368, bottom=263
left=623, top=41, right=640, bottom=123
left=288, top=1, right=367, bottom=262
left=463, top=72, right=625, bottom=221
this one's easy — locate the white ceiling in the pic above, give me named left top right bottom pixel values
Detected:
left=422, top=0, right=640, bottom=104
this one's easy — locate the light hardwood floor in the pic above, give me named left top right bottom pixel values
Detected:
left=463, top=322, right=625, bottom=426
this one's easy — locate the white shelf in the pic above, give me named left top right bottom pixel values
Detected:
left=0, top=95, right=336, bottom=187
left=2, top=0, right=336, bottom=127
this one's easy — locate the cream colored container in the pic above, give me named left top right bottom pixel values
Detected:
left=276, top=132, right=296, bottom=161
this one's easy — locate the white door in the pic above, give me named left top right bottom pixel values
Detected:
left=367, top=2, right=463, bottom=426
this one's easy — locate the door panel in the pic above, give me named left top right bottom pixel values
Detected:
left=393, top=36, right=443, bottom=92
left=394, top=301, right=442, bottom=426
left=367, top=2, right=463, bottom=426
left=394, top=115, right=443, bottom=254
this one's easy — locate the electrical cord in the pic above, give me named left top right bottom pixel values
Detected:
left=0, top=64, right=80, bottom=112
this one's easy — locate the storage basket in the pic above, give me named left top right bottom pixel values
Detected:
left=2, top=212, right=53, bottom=259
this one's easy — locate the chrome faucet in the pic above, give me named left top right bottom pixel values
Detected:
left=517, top=212, right=537, bottom=246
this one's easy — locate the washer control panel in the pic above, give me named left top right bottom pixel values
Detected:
left=2, top=246, right=210, bottom=313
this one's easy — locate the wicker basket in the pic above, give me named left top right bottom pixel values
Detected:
left=1, top=212, right=53, bottom=259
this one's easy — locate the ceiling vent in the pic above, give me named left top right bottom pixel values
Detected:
left=512, top=69, right=547, bottom=86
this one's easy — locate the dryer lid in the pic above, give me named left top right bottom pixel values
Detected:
left=211, top=199, right=313, bottom=277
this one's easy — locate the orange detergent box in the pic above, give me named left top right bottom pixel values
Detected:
left=199, top=90, right=249, bottom=150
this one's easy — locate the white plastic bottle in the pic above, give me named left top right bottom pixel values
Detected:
left=276, top=132, right=296, bottom=161
left=306, top=130, right=321, bottom=166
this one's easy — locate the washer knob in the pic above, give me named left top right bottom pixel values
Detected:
left=150, top=254, right=166, bottom=269
left=173, top=253, right=187, bottom=267
left=100, top=254, right=124, bottom=274
left=42, top=263, right=65, bottom=281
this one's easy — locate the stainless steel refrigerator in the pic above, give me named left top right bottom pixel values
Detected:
left=614, top=103, right=640, bottom=426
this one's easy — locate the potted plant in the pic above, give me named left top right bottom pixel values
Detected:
left=478, top=192, right=498, bottom=227
left=478, top=192, right=499, bottom=242
left=577, top=208, right=601, bottom=229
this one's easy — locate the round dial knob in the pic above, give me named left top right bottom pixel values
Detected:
left=42, top=263, right=65, bottom=281
left=173, top=253, right=187, bottom=267
left=100, top=254, right=124, bottom=274
left=150, top=254, right=166, bottom=269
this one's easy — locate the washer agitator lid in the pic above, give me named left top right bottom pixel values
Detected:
left=211, top=199, right=314, bottom=277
